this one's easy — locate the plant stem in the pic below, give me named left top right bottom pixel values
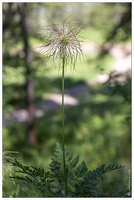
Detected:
left=62, top=56, right=68, bottom=196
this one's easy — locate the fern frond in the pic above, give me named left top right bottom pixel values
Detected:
left=30, top=166, right=45, bottom=177
left=64, top=145, right=74, bottom=162
left=85, top=164, right=124, bottom=182
left=54, top=142, right=63, bottom=160
left=54, top=142, right=73, bottom=163
left=73, top=178, right=99, bottom=197
left=104, top=164, right=124, bottom=172
left=70, top=155, right=79, bottom=168
left=74, top=161, right=88, bottom=178
left=5, top=143, right=126, bottom=197
left=49, top=158, right=61, bottom=176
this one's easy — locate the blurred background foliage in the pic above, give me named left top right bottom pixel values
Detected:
left=3, top=2, right=131, bottom=197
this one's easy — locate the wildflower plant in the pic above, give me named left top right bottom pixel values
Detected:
left=40, top=20, right=84, bottom=196
left=4, top=19, right=128, bottom=197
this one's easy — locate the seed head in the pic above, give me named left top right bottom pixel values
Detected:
left=40, top=22, right=84, bottom=69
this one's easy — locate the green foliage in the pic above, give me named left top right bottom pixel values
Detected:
left=3, top=2, right=131, bottom=197
left=3, top=77, right=131, bottom=196
left=6, top=143, right=126, bottom=197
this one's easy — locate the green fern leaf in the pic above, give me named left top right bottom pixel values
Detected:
left=64, top=145, right=74, bottom=162
left=104, top=164, right=124, bottom=172
left=54, top=143, right=73, bottom=163
left=54, top=142, right=63, bottom=160
left=74, top=161, right=88, bottom=178
left=70, top=155, right=79, bottom=168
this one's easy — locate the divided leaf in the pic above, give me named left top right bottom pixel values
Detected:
left=74, top=161, right=88, bottom=178
left=6, top=143, right=126, bottom=197
left=70, top=155, right=79, bottom=168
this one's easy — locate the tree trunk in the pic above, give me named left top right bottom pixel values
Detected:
left=18, top=3, right=36, bottom=147
left=3, top=3, right=12, bottom=33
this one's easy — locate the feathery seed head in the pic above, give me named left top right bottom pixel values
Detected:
left=40, top=22, right=83, bottom=69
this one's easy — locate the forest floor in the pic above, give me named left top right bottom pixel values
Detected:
left=3, top=43, right=131, bottom=125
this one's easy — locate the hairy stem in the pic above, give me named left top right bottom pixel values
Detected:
left=62, top=57, right=68, bottom=196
